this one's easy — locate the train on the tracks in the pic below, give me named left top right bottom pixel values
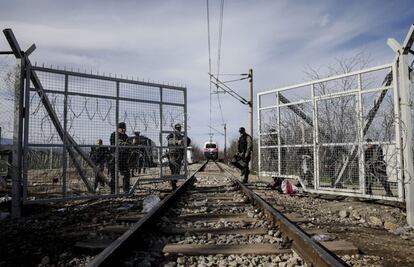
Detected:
left=203, top=141, right=218, bottom=161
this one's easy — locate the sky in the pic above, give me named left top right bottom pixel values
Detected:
left=0, top=0, right=413, bottom=148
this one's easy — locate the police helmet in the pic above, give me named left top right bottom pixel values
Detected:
left=118, top=122, right=126, bottom=129
left=174, top=123, right=182, bottom=130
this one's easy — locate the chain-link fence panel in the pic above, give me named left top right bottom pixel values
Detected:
left=0, top=56, right=17, bottom=201
left=20, top=65, right=186, bottom=202
left=258, top=63, right=403, bottom=201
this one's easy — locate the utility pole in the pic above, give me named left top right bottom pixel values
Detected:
left=223, top=123, right=227, bottom=162
left=248, top=69, right=253, bottom=170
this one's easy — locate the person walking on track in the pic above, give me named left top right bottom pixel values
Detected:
left=231, top=127, right=253, bottom=183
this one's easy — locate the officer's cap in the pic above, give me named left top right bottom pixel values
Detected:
left=239, top=127, right=246, bottom=133
left=118, top=122, right=126, bottom=129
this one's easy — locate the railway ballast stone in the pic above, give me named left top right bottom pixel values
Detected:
left=384, top=221, right=399, bottom=230
left=339, top=209, right=349, bottom=218
left=368, top=216, right=383, bottom=227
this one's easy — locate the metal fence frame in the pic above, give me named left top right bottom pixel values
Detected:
left=1, top=29, right=188, bottom=213
left=258, top=25, right=414, bottom=218
left=258, top=63, right=404, bottom=201
left=21, top=65, right=187, bottom=204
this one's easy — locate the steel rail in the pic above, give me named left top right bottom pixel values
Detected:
left=88, top=161, right=347, bottom=267
left=213, top=161, right=225, bottom=172
left=86, top=161, right=208, bottom=267
left=220, top=164, right=348, bottom=267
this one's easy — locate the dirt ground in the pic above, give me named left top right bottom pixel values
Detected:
left=245, top=173, right=414, bottom=267
left=1, top=164, right=413, bottom=267
left=0, top=184, right=173, bottom=267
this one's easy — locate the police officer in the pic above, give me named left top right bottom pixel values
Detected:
left=365, top=139, right=393, bottom=196
left=109, top=122, right=131, bottom=193
left=231, top=127, right=253, bottom=183
left=89, top=139, right=109, bottom=190
left=167, top=123, right=191, bottom=190
left=130, top=132, right=146, bottom=176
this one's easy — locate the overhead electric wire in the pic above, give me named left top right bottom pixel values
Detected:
left=210, top=73, right=248, bottom=76
left=210, top=75, right=247, bottom=104
left=208, top=125, right=224, bottom=136
left=216, top=0, right=225, bottom=124
left=223, top=76, right=249, bottom=83
left=209, top=73, right=249, bottom=104
left=206, top=0, right=213, bottom=140
left=210, top=79, right=248, bottom=105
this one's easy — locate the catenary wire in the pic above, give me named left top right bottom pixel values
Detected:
left=216, top=0, right=225, bottom=124
left=206, top=0, right=213, bottom=140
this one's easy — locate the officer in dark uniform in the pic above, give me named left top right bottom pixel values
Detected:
left=231, top=127, right=253, bottom=183
left=365, top=138, right=393, bottom=196
left=109, top=122, right=131, bottom=193
left=167, top=123, right=191, bottom=190
left=130, top=132, right=146, bottom=176
left=89, top=139, right=109, bottom=190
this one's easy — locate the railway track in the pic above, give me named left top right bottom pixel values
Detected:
left=86, top=161, right=347, bottom=267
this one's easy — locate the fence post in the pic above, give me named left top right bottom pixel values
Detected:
left=256, top=94, right=261, bottom=176
left=277, top=93, right=281, bottom=176
left=357, top=74, right=365, bottom=194
left=399, top=52, right=414, bottom=227
left=115, top=81, right=119, bottom=194
left=159, top=87, right=163, bottom=180
left=11, top=58, right=24, bottom=218
left=183, top=87, right=188, bottom=178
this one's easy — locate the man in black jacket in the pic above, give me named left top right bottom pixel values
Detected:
left=231, top=127, right=253, bottom=183
left=109, top=122, right=131, bottom=194
left=365, top=139, right=393, bottom=197
left=167, top=123, right=191, bottom=190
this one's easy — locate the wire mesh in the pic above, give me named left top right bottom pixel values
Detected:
left=0, top=56, right=17, bottom=199
left=19, top=66, right=186, bottom=201
left=25, top=146, right=64, bottom=199
left=258, top=64, right=402, bottom=200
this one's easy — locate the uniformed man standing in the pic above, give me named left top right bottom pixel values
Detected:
left=231, top=127, right=253, bottom=183
left=89, top=139, right=109, bottom=190
left=130, top=132, right=146, bottom=176
left=167, top=123, right=191, bottom=190
left=365, top=138, right=393, bottom=197
left=109, top=122, right=131, bottom=194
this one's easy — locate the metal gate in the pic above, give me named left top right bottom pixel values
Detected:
left=258, top=63, right=404, bottom=201
left=1, top=29, right=187, bottom=205
left=22, top=65, right=187, bottom=203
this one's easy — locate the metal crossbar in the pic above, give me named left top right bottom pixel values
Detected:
left=4, top=29, right=96, bottom=193
left=1, top=28, right=188, bottom=206
left=334, top=72, right=393, bottom=186
left=258, top=62, right=403, bottom=202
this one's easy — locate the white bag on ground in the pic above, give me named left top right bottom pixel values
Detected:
left=281, top=179, right=298, bottom=194
left=142, top=195, right=161, bottom=212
